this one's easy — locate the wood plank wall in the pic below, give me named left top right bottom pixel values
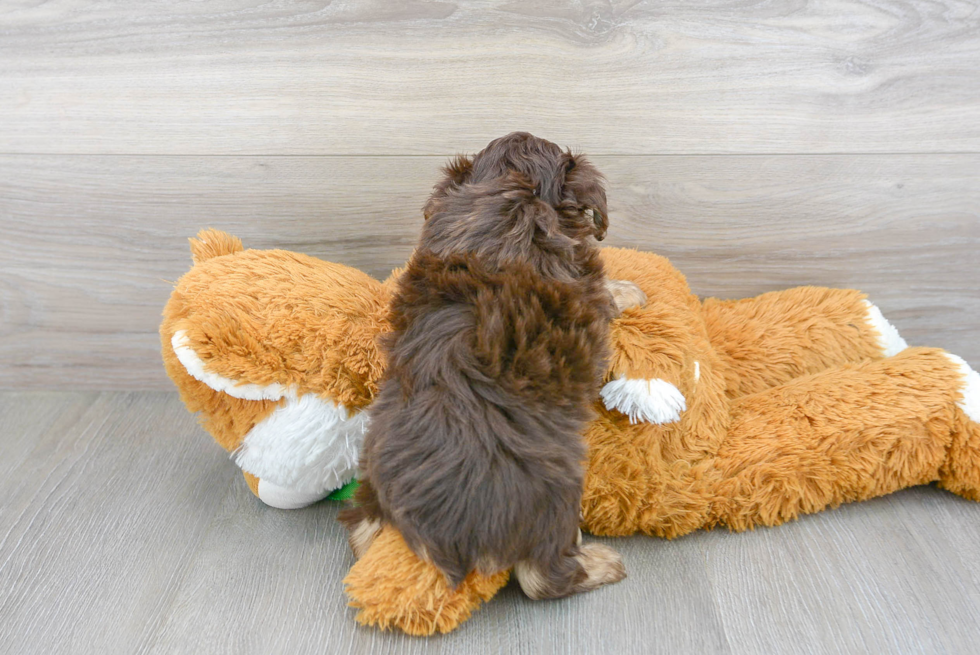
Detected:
left=1, top=1, right=978, bottom=389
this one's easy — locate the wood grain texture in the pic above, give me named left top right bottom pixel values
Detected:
left=1, top=153, right=977, bottom=389
left=1, top=1, right=978, bottom=155
left=706, top=490, right=980, bottom=655
left=2, top=391, right=980, bottom=654
left=0, top=392, right=238, bottom=655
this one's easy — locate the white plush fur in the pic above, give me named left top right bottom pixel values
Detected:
left=257, top=479, right=331, bottom=510
left=233, top=393, right=367, bottom=495
left=171, top=329, right=364, bottom=500
left=943, top=353, right=980, bottom=424
left=600, top=376, right=687, bottom=425
left=863, top=301, right=908, bottom=358
left=171, top=330, right=291, bottom=401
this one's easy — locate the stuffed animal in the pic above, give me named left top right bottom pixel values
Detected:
left=160, top=230, right=387, bottom=509
left=162, top=229, right=980, bottom=634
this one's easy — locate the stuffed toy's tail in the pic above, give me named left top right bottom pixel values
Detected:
left=189, top=228, right=244, bottom=263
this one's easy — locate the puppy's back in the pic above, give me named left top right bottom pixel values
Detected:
left=362, top=251, right=611, bottom=586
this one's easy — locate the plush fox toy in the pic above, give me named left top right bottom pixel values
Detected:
left=161, top=230, right=388, bottom=508
left=162, top=229, right=980, bottom=634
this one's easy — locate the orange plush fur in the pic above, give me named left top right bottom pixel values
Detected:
left=342, top=525, right=510, bottom=636
left=161, top=230, right=390, bottom=504
left=162, top=231, right=980, bottom=635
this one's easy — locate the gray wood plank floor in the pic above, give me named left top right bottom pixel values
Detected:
left=1, top=391, right=979, bottom=655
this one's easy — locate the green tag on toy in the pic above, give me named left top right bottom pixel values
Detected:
left=326, top=478, right=359, bottom=501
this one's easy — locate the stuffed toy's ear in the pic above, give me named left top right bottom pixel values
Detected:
left=188, top=228, right=243, bottom=264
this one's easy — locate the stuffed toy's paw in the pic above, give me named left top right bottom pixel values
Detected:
left=343, top=525, right=509, bottom=636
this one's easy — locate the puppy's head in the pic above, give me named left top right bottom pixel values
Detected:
left=423, top=132, right=608, bottom=243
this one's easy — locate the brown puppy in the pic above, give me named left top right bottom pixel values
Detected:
left=342, top=133, right=628, bottom=599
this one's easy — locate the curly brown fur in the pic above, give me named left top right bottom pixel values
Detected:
left=349, top=133, right=626, bottom=597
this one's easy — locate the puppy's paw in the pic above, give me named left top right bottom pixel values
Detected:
left=348, top=518, right=383, bottom=560
left=605, top=279, right=647, bottom=314
left=574, top=543, right=626, bottom=592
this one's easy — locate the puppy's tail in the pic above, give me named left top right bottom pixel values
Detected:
left=189, top=228, right=244, bottom=264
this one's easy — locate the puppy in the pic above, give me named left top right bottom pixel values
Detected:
left=341, top=132, right=637, bottom=599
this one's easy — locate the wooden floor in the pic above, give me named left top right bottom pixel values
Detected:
left=2, top=1, right=979, bottom=653
left=2, top=391, right=980, bottom=655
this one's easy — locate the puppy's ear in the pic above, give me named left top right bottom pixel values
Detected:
left=499, top=172, right=578, bottom=253
left=423, top=155, right=473, bottom=220
left=562, top=154, right=608, bottom=241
